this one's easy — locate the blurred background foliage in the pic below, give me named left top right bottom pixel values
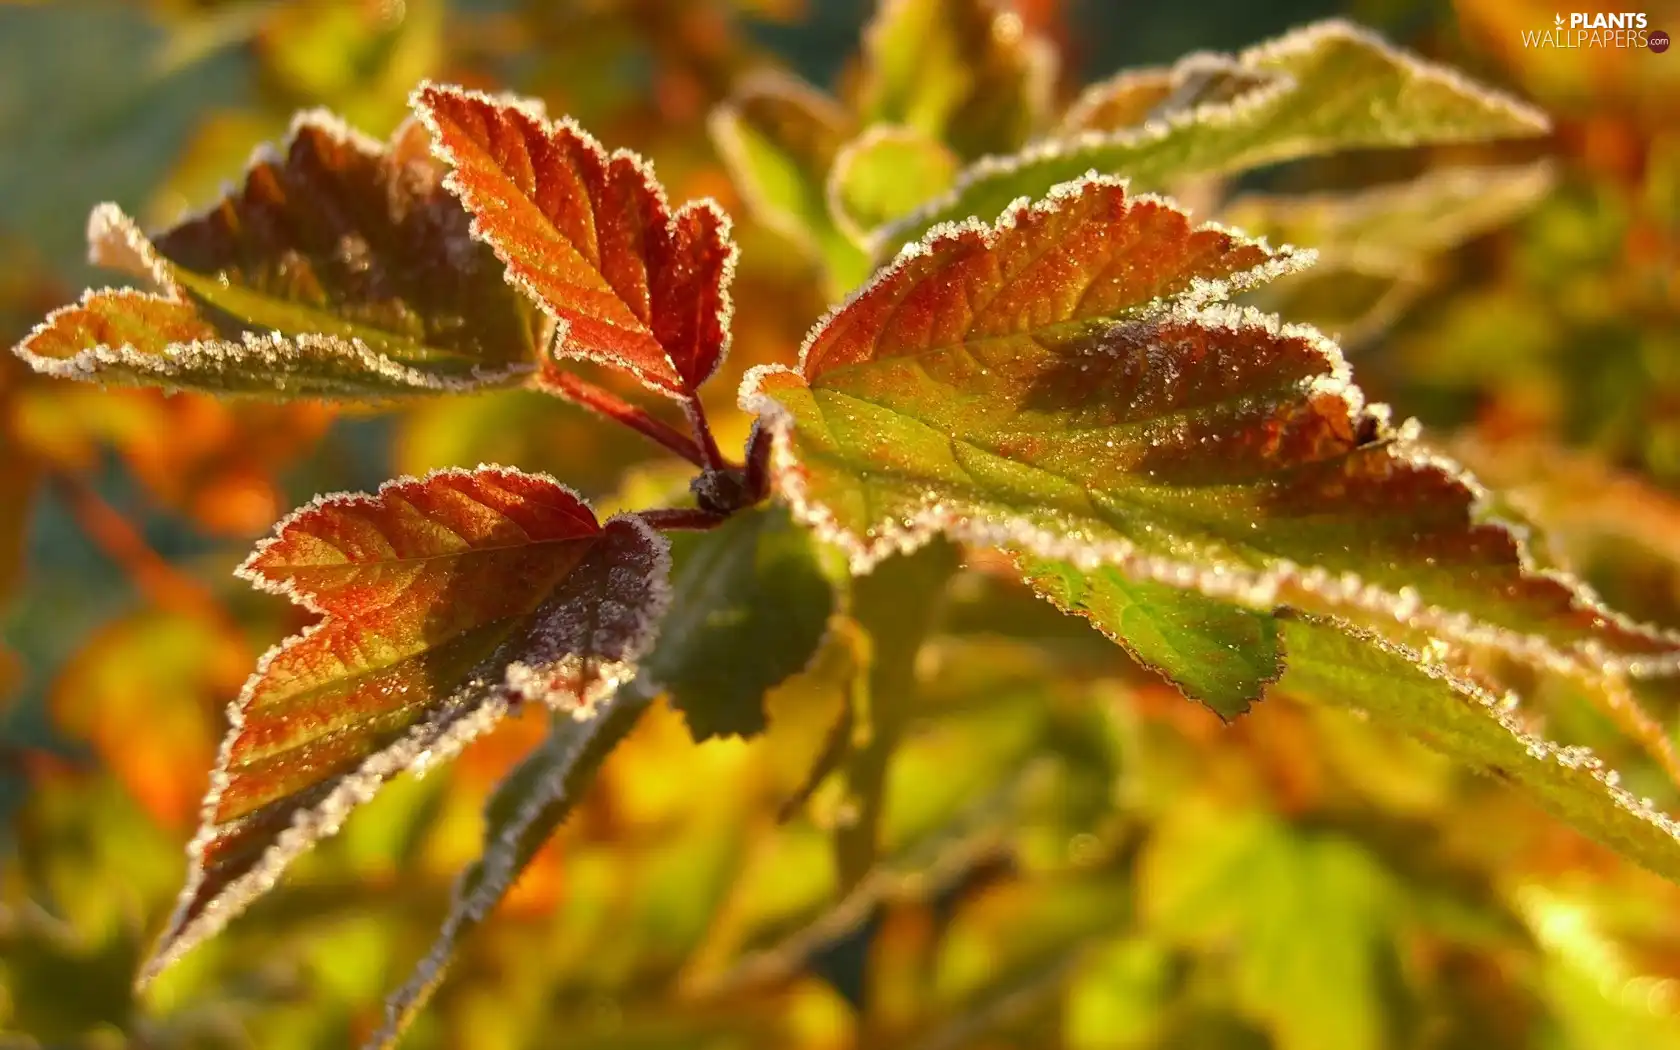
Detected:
left=3, top=0, right=1680, bottom=1047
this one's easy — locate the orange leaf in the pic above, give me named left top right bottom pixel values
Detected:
left=414, top=83, right=739, bottom=400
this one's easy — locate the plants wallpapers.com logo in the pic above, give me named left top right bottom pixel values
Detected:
left=1520, top=11, right=1669, bottom=49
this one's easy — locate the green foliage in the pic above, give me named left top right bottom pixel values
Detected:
left=5, top=3, right=1680, bottom=1049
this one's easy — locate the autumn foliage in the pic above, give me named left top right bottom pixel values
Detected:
left=5, top=2, right=1680, bottom=1048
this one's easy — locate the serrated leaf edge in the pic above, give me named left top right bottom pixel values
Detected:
left=787, top=170, right=1315, bottom=380
left=412, top=81, right=740, bottom=401
left=140, top=468, right=672, bottom=987
left=365, top=699, right=620, bottom=1050
left=1056, top=50, right=1267, bottom=134
left=18, top=108, right=539, bottom=397
left=1285, top=613, right=1680, bottom=863
left=884, top=18, right=1551, bottom=247
left=15, top=287, right=532, bottom=395
left=741, top=178, right=1680, bottom=676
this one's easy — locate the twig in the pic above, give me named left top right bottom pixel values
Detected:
left=636, top=507, right=727, bottom=532
left=532, top=369, right=707, bottom=467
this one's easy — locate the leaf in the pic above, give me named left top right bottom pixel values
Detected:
left=1017, top=558, right=1281, bottom=720
left=708, top=71, right=870, bottom=292
left=1274, top=614, right=1680, bottom=884
left=142, top=466, right=671, bottom=985
left=887, top=19, right=1550, bottom=247
left=13, top=115, right=545, bottom=398
left=414, top=82, right=739, bottom=400
left=1057, top=52, right=1279, bottom=135
left=1220, top=162, right=1557, bottom=279
left=368, top=695, right=651, bottom=1050
left=741, top=174, right=1680, bottom=676
left=826, top=126, right=960, bottom=248
left=645, top=506, right=841, bottom=742
left=857, top=0, right=1057, bottom=159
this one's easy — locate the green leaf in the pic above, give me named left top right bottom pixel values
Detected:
left=1220, top=162, right=1555, bottom=341
left=14, top=117, right=545, bottom=398
left=887, top=19, right=1549, bottom=247
left=709, top=71, right=870, bottom=293
left=742, top=175, right=1680, bottom=677
left=826, top=126, right=960, bottom=248
left=857, top=0, right=1056, bottom=159
left=646, top=506, right=842, bottom=742
left=1276, top=614, right=1680, bottom=883
left=1143, top=800, right=1399, bottom=1050
left=1057, top=52, right=1279, bottom=135
left=367, top=696, right=651, bottom=1050
left=142, top=467, right=672, bottom=985
left=1017, top=557, right=1281, bottom=720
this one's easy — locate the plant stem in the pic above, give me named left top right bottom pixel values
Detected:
left=743, top=420, right=774, bottom=502
left=532, top=369, right=707, bottom=467
left=682, top=395, right=728, bottom=473
left=636, top=507, right=727, bottom=531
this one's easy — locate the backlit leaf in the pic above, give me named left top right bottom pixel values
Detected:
left=14, top=115, right=545, bottom=398
left=826, top=126, right=959, bottom=248
left=857, top=0, right=1057, bottom=160
left=740, top=175, right=1680, bottom=678
left=1018, top=557, right=1281, bottom=720
left=414, top=82, right=739, bottom=400
left=645, top=506, right=841, bottom=742
left=1274, top=614, right=1680, bottom=884
left=708, top=72, right=870, bottom=292
left=143, top=466, right=671, bottom=985
left=888, top=19, right=1550, bottom=247
left=369, top=695, right=651, bottom=1050
left=1057, top=51, right=1278, bottom=135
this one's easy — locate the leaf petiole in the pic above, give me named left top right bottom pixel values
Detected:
left=530, top=367, right=708, bottom=466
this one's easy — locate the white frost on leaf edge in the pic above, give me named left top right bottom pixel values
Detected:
left=1298, top=616, right=1680, bottom=880
left=884, top=17, right=1551, bottom=247
left=364, top=699, right=625, bottom=1050
left=16, top=292, right=532, bottom=396
left=741, top=296, right=1680, bottom=679
left=790, top=169, right=1315, bottom=381
left=232, top=463, right=601, bottom=614
left=140, top=470, right=673, bottom=988
left=412, top=81, right=740, bottom=402
left=1057, top=50, right=1277, bottom=135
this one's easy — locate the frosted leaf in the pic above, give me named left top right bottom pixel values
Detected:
left=887, top=19, right=1550, bottom=248
left=742, top=173, right=1680, bottom=677
left=141, top=466, right=670, bottom=985
left=413, top=83, right=739, bottom=400
left=13, top=113, right=547, bottom=399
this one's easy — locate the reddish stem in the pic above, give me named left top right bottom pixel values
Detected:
left=637, top=507, right=728, bottom=531
left=533, top=369, right=707, bottom=466
left=50, top=472, right=232, bottom=628
left=683, top=395, right=728, bottom=473
left=743, top=421, right=774, bottom=502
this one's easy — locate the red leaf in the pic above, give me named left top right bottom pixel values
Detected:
left=143, top=466, right=670, bottom=984
left=414, top=83, right=739, bottom=400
